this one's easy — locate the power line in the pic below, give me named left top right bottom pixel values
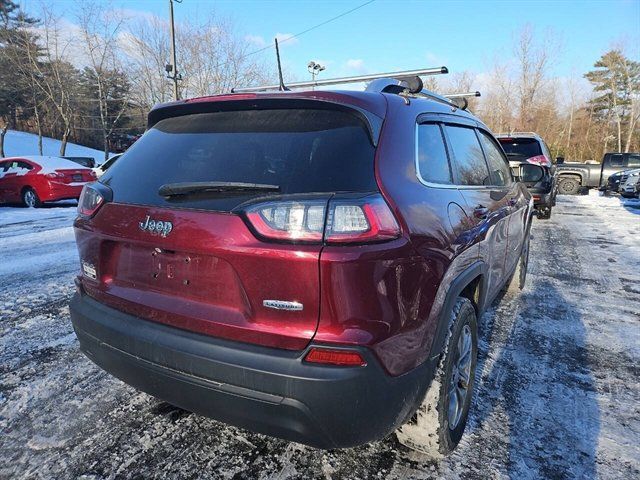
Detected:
left=219, top=0, right=376, bottom=68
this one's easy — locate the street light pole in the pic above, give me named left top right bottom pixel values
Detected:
left=168, top=0, right=179, bottom=101
left=307, top=61, right=326, bottom=90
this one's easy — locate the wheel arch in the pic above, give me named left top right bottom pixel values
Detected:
left=428, top=261, right=487, bottom=363
left=557, top=171, right=583, bottom=183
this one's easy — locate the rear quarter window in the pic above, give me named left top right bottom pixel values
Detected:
left=416, top=123, right=451, bottom=184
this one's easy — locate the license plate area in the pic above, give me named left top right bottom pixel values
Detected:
left=73, top=174, right=82, bottom=182
left=151, top=248, right=192, bottom=285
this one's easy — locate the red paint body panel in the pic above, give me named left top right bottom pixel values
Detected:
left=75, top=203, right=322, bottom=350
left=73, top=91, right=532, bottom=377
left=0, top=156, right=93, bottom=203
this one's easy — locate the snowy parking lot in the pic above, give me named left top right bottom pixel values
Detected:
left=1, top=193, right=639, bottom=479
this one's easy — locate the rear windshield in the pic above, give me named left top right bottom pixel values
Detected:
left=498, top=138, right=542, bottom=160
left=101, top=108, right=377, bottom=211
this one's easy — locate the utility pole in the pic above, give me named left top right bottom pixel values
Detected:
left=166, top=0, right=181, bottom=101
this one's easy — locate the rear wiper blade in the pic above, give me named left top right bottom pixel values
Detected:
left=159, top=181, right=280, bottom=197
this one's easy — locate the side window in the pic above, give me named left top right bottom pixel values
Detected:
left=17, top=161, right=32, bottom=170
left=541, top=141, right=551, bottom=160
left=627, top=154, right=640, bottom=168
left=479, top=131, right=513, bottom=186
left=445, top=125, right=491, bottom=186
left=416, top=123, right=451, bottom=184
left=609, top=154, right=624, bottom=167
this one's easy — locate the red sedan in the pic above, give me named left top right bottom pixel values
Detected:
left=0, top=156, right=96, bottom=207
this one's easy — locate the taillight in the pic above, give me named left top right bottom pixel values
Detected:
left=46, top=172, right=65, bottom=179
left=526, top=155, right=551, bottom=168
left=243, top=194, right=400, bottom=244
left=245, top=200, right=326, bottom=242
left=325, top=196, right=400, bottom=244
left=304, top=347, right=367, bottom=367
left=78, top=183, right=109, bottom=217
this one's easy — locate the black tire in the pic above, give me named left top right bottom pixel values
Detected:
left=396, top=297, right=478, bottom=458
left=537, top=207, right=551, bottom=220
left=507, top=230, right=531, bottom=293
left=22, top=187, right=42, bottom=208
left=557, top=177, right=581, bottom=195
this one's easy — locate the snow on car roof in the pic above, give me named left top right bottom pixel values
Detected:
left=5, top=155, right=89, bottom=170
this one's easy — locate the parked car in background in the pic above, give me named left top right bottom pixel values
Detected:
left=0, top=156, right=96, bottom=207
left=620, top=169, right=640, bottom=198
left=512, top=161, right=556, bottom=219
left=556, top=152, right=640, bottom=195
left=93, top=153, right=123, bottom=178
left=497, top=133, right=557, bottom=219
left=496, top=132, right=554, bottom=168
left=70, top=77, right=535, bottom=458
left=62, top=156, right=97, bottom=169
left=605, top=169, right=633, bottom=194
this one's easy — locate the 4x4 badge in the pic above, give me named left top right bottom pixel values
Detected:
left=139, top=215, right=173, bottom=238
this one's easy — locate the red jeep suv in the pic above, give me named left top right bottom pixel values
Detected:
left=70, top=80, right=534, bottom=457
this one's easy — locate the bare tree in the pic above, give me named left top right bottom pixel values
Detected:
left=122, top=12, right=270, bottom=110
left=76, top=2, right=131, bottom=162
left=20, top=5, right=79, bottom=155
left=513, top=25, right=557, bottom=131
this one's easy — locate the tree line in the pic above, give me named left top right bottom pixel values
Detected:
left=0, top=1, right=638, bottom=163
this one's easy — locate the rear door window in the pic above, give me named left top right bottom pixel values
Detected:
left=479, top=131, right=513, bottom=186
left=102, top=108, right=377, bottom=211
left=416, top=123, right=451, bottom=184
left=445, top=125, right=491, bottom=186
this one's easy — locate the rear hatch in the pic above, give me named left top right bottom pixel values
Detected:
left=54, top=168, right=95, bottom=184
left=498, top=137, right=544, bottom=168
left=75, top=100, right=382, bottom=349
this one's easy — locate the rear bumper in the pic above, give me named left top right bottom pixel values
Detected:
left=531, top=191, right=553, bottom=208
left=41, top=183, right=84, bottom=201
left=69, top=291, right=432, bottom=449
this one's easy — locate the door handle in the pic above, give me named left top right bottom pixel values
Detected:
left=473, top=205, right=489, bottom=219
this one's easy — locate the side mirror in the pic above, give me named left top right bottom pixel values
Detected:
left=556, top=156, right=565, bottom=164
left=519, top=164, right=545, bottom=183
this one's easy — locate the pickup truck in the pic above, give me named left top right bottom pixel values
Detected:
left=556, top=152, right=640, bottom=195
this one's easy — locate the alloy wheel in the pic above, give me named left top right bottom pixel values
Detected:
left=448, top=324, right=473, bottom=430
left=24, top=190, right=36, bottom=208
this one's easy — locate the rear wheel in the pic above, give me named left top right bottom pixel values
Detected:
left=22, top=188, right=42, bottom=208
left=558, top=177, right=580, bottom=195
left=396, top=297, right=478, bottom=458
left=537, top=207, right=551, bottom=220
left=507, top=230, right=531, bottom=293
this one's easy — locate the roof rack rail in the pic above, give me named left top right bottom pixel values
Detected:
left=443, top=91, right=481, bottom=110
left=231, top=66, right=448, bottom=93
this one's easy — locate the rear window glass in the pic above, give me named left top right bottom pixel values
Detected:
left=102, top=109, right=377, bottom=211
left=498, top=138, right=542, bottom=161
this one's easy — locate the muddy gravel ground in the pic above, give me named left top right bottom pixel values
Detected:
left=1, top=193, right=639, bottom=479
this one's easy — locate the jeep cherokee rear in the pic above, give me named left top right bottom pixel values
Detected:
left=70, top=86, right=533, bottom=455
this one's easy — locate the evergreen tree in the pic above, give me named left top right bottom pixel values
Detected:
left=585, top=50, right=640, bottom=153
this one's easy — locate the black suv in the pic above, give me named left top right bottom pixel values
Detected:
left=497, top=133, right=557, bottom=219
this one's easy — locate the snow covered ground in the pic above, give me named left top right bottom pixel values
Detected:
left=2, top=130, right=107, bottom=164
left=0, top=193, right=639, bottom=479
